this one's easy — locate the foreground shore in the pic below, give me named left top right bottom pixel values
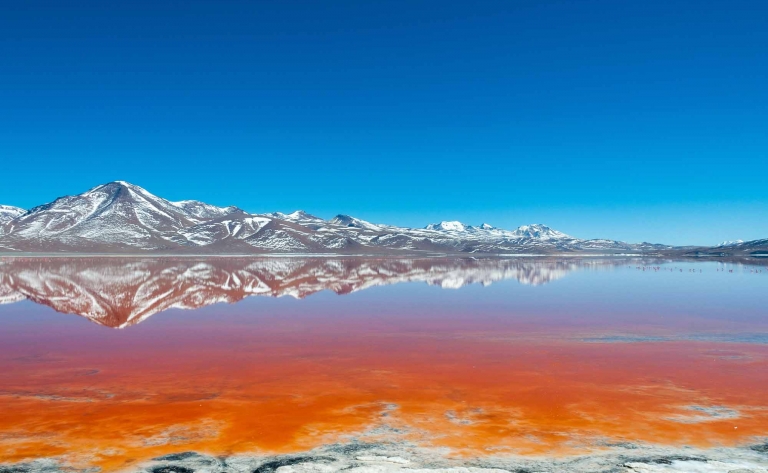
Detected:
left=5, top=440, right=768, bottom=473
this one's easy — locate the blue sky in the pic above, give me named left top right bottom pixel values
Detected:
left=1, top=0, right=766, bottom=245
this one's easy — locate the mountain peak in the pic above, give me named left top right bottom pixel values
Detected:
left=172, top=200, right=243, bottom=220
left=4, top=181, right=250, bottom=249
left=268, top=210, right=324, bottom=223
left=286, top=210, right=322, bottom=221
left=425, top=221, right=467, bottom=232
left=511, top=224, right=572, bottom=240
left=329, top=214, right=381, bottom=230
left=716, top=240, right=745, bottom=247
left=331, top=214, right=360, bottom=226
left=81, top=181, right=163, bottom=203
left=90, top=180, right=144, bottom=192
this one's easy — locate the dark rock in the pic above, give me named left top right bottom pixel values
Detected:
left=326, top=443, right=377, bottom=455
left=750, top=443, right=768, bottom=453
left=623, top=455, right=706, bottom=466
left=152, top=452, right=201, bottom=462
left=253, top=456, right=335, bottom=473
left=652, top=456, right=706, bottom=464
left=0, top=467, right=31, bottom=473
left=152, top=466, right=195, bottom=473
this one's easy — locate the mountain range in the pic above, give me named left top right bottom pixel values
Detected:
left=0, top=181, right=765, bottom=256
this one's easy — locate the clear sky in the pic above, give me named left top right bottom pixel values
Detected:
left=1, top=0, right=766, bottom=245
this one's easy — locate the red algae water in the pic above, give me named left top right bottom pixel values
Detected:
left=0, top=257, right=767, bottom=471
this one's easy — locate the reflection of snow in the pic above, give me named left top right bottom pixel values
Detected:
left=0, top=257, right=639, bottom=328
left=0, top=286, right=25, bottom=304
left=665, top=405, right=740, bottom=424
left=133, top=420, right=223, bottom=447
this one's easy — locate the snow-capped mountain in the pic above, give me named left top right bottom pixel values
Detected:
left=0, top=257, right=636, bottom=328
left=171, top=200, right=244, bottom=221
left=265, top=210, right=325, bottom=225
left=0, top=181, right=762, bottom=255
left=423, top=222, right=574, bottom=242
left=0, top=181, right=245, bottom=251
left=426, top=221, right=468, bottom=232
left=716, top=240, right=745, bottom=247
left=329, top=214, right=384, bottom=231
left=509, top=224, right=572, bottom=240
left=0, top=205, right=25, bottom=223
left=713, top=238, right=768, bottom=254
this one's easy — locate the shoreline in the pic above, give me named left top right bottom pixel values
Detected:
left=0, top=252, right=758, bottom=258
left=4, top=440, right=768, bottom=473
left=1, top=253, right=766, bottom=268
left=0, top=251, right=652, bottom=258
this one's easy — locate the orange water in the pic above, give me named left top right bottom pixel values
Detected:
left=1, top=310, right=767, bottom=471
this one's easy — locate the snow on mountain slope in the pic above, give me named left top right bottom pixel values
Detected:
left=424, top=221, right=510, bottom=236
left=714, top=238, right=768, bottom=253
left=419, top=222, right=589, bottom=251
left=267, top=210, right=325, bottom=225
left=176, top=215, right=272, bottom=246
left=423, top=222, right=571, bottom=241
left=0, top=182, right=246, bottom=251
left=426, top=221, right=467, bottom=232
left=0, top=205, right=26, bottom=238
left=171, top=200, right=243, bottom=221
left=0, top=181, right=364, bottom=253
left=716, top=240, right=745, bottom=247
left=329, top=214, right=384, bottom=231
left=0, top=205, right=25, bottom=222
left=251, top=218, right=371, bottom=252
left=509, top=224, right=573, bottom=240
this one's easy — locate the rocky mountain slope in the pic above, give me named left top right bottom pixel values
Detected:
left=716, top=238, right=768, bottom=254
left=0, top=181, right=764, bottom=256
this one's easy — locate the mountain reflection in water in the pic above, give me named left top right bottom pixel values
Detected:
left=0, top=257, right=628, bottom=328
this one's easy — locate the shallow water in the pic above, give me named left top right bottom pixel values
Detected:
left=0, top=257, right=767, bottom=473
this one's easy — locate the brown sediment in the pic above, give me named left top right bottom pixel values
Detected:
left=1, top=312, right=767, bottom=471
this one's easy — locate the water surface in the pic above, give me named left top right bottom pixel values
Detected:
left=1, top=257, right=767, bottom=472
